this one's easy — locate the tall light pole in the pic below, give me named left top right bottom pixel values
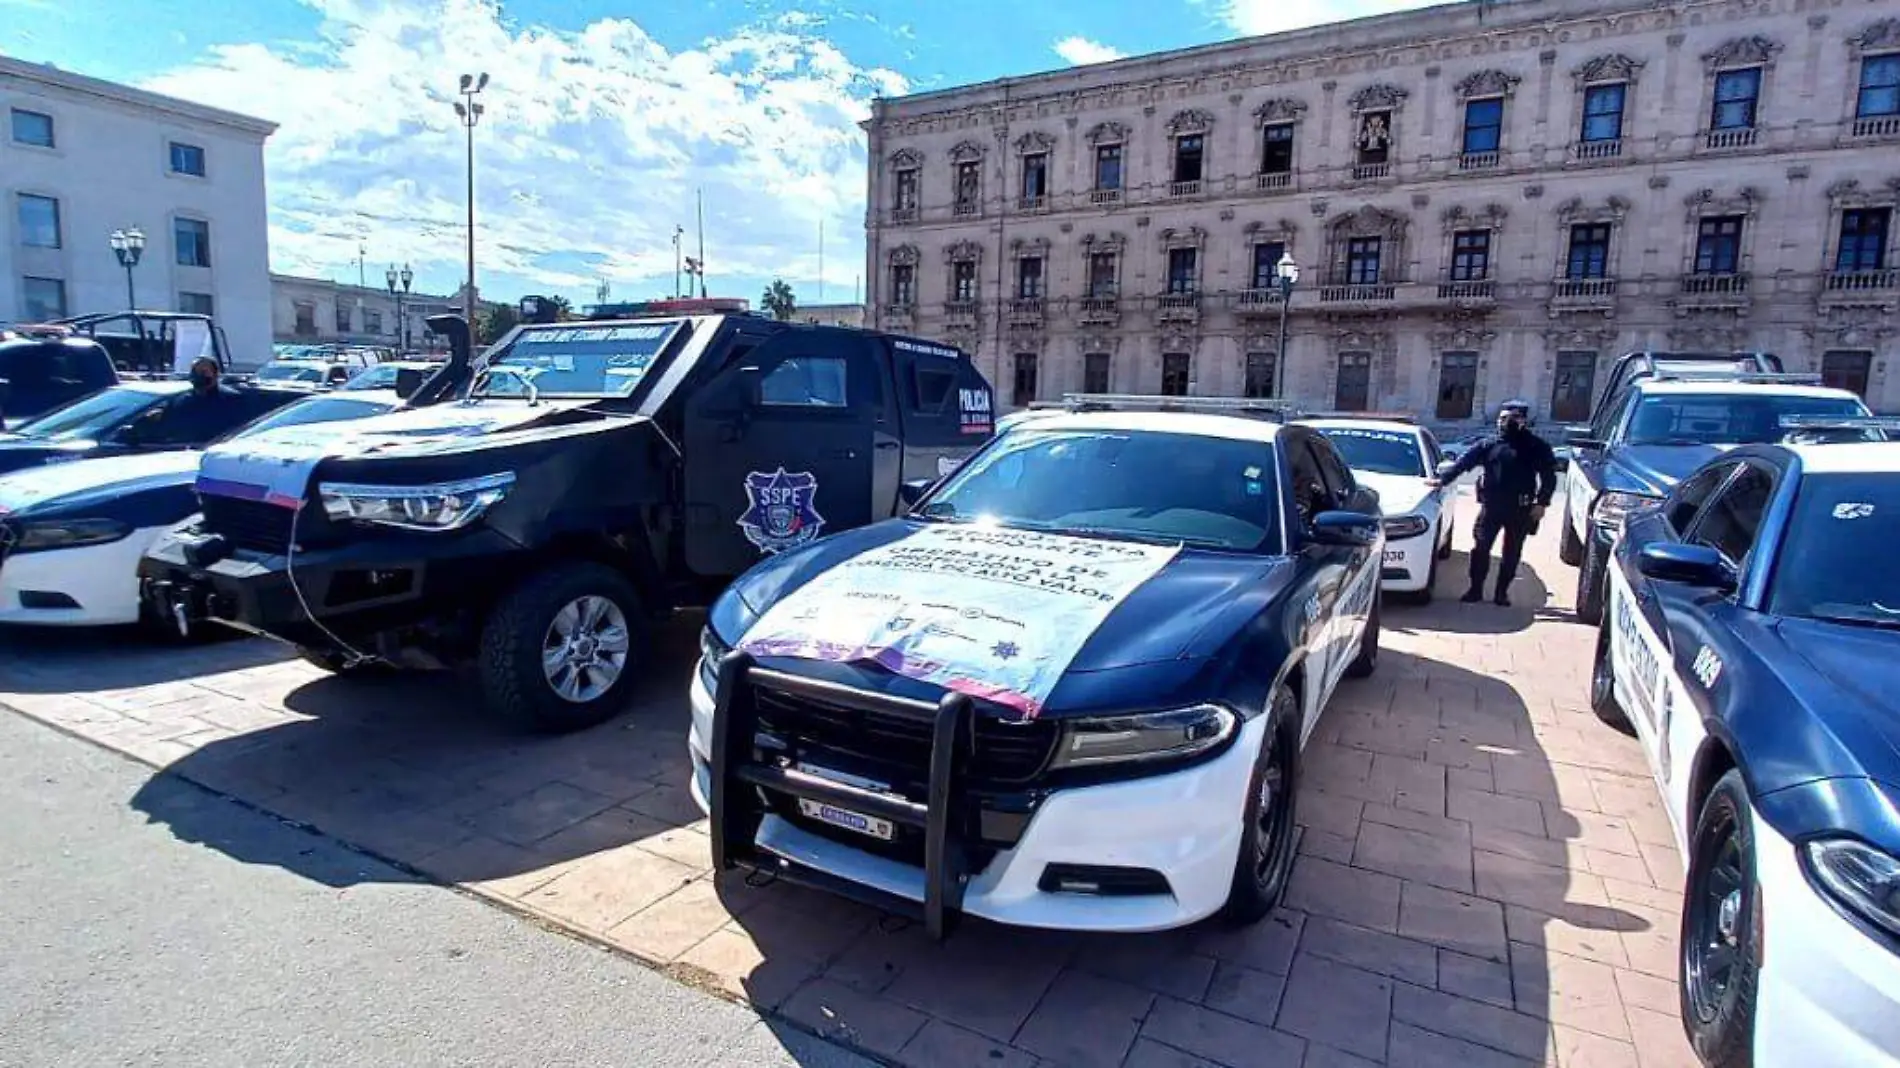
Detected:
left=109, top=227, right=145, bottom=310
left=454, top=72, right=488, bottom=329
left=1273, top=251, right=1300, bottom=402
left=386, top=262, right=413, bottom=352
left=672, top=225, right=684, bottom=299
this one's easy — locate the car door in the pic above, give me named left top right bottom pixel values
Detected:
left=1569, top=388, right=1635, bottom=540
left=1309, top=434, right=1380, bottom=700
left=682, top=332, right=880, bottom=578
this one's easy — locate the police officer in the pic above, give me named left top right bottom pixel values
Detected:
left=1427, top=399, right=1557, bottom=606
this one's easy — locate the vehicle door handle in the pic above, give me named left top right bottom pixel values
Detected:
left=874, top=441, right=899, bottom=450
left=831, top=449, right=859, bottom=460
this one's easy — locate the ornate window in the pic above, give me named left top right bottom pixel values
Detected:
left=1682, top=187, right=1761, bottom=279
left=944, top=239, right=982, bottom=304
left=1012, top=353, right=1040, bottom=408
left=1823, top=178, right=1900, bottom=279
left=1080, top=232, right=1126, bottom=300
left=1087, top=122, right=1127, bottom=202
left=1700, top=37, right=1779, bottom=149
left=1253, top=99, right=1305, bottom=189
left=1161, top=353, right=1192, bottom=397
left=1166, top=109, right=1214, bottom=195
left=1571, top=54, right=1643, bottom=160
left=887, top=244, right=919, bottom=309
left=1325, top=205, right=1408, bottom=286
left=949, top=141, right=984, bottom=217
left=1850, top=21, right=1900, bottom=140
left=1347, top=84, right=1407, bottom=180
left=1014, top=131, right=1054, bottom=210
left=1453, top=70, right=1519, bottom=169
left=888, top=148, right=922, bottom=222
left=1555, top=196, right=1631, bottom=280
left=1010, top=235, right=1050, bottom=302
left=1440, top=203, right=1506, bottom=286
left=1083, top=352, right=1112, bottom=393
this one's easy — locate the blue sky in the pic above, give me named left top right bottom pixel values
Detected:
left=0, top=0, right=1432, bottom=310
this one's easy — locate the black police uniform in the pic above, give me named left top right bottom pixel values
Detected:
left=1438, top=422, right=1557, bottom=602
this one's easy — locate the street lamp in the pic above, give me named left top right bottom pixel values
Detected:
left=1273, top=251, right=1300, bottom=402
left=109, top=227, right=145, bottom=310
left=454, top=72, right=488, bottom=328
left=385, top=262, right=413, bottom=352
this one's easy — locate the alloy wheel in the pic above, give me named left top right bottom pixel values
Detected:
left=1253, top=731, right=1295, bottom=887
left=541, top=594, right=632, bottom=703
left=1685, top=803, right=1746, bottom=1023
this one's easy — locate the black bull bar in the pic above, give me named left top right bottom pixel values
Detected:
left=708, top=651, right=976, bottom=941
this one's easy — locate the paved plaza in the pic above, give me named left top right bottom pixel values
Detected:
left=0, top=508, right=1695, bottom=1068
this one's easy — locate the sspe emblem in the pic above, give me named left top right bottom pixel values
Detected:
left=738, top=468, right=824, bottom=554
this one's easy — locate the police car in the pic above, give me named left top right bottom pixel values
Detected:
left=690, top=396, right=1384, bottom=936
left=1301, top=416, right=1456, bottom=602
left=1590, top=416, right=1900, bottom=1065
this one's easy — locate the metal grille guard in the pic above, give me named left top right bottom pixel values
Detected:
left=708, top=650, right=975, bottom=941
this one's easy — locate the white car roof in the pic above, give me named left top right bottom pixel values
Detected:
left=1636, top=380, right=1863, bottom=401
left=1300, top=417, right=1424, bottom=436
left=1790, top=442, right=1900, bottom=474
left=1009, top=410, right=1285, bottom=444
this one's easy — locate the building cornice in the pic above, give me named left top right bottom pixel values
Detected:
left=0, top=55, right=278, bottom=138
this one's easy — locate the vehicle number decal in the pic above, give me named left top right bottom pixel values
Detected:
left=1612, top=579, right=1663, bottom=721
left=1691, top=645, right=1723, bottom=689
left=1834, top=502, right=1875, bottom=520
left=738, top=468, right=825, bottom=554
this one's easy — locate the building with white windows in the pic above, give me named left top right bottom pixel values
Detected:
left=862, top=0, right=1900, bottom=422
left=269, top=273, right=465, bottom=353
left=0, top=55, right=276, bottom=364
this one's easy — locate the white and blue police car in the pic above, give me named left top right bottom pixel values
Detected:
left=1300, top=415, right=1457, bottom=602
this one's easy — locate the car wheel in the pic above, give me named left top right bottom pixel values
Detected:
left=479, top=562, right=647, bottom=733
left=1345, top=593, right=1380, bottom=678
left=1436, top=523, right=1453, bottom=561
left=1680, top=769, right=1759, bottom=1067
left=1575, top=535, right=1607, bottom=626
left=1559, top=517, right=1584, bottom=567
left=1589, top=611, right=1632, bottom=733
left=1221, top=685, right=1301, bottom=925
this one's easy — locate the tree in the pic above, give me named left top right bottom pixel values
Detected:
left=477, top=303, right=519, bottom=345
left=761, top=278, right=796, bottom=321
left=548, top=295, right=573, bottom=321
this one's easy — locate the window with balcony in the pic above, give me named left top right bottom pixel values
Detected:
left=1837, top=208, right=1891, bottom=271
left=1251, top=241, right=1288, bottom=290
left=1173, top=135, right=1204, bottom=185
left=1244, top=353, right=1277, bottom=399
left=1094, top=144, right=1123, bottom=192
left=1550, top=351, right=1598, bottom=423
left=953, top=162, right=981, bottom=216
left=894, top=168, right=919, bottom=212
left=1021, top=153, right=1048, bottom=205
left=1436, top=353, right=1479, bottom=420
left=334, top=303, right=352, bottom=332
left=1566, top=223, right=1612, bottom=279
left=1346, top=238, right=1382, bottom=285
left=1693, top=215, right=1744, bottom=275
left=1017, top=257, right=1043, bottom=299
left=1821, top=351, right=1873, bottom=398
left=365, top=309, right=384, bottom=334
left=175, top=218, right=211, bottom=268
left=1461, top=98, right=1503, bottom=156
left=1580, top=84, right=1626, bottom=143
left=17, top=194, right=60, bottom=248
left=1083, top=353, right=1111, bottom=394
left=1450, top=230, right=1491, bottom=281
left=1335, top=353, right=1372, bottom=411
left=1355, top=110, right=1392, bottom=167
left=951, top=260, right=978, bottom=302
left=1261, top=124, right=1294, bottom=175
left=10, top=108, right=53, bottom=148
left=1012, top=354, right=1039, bottom=407
left=1857, top=53, right=1900, bottom=119
left=890, top=263, right=916, bottom=307
left=1161, top=353, right=1191, bottom=396
left=1088, top=252, right=1118, bottom=298
left=1710, top=68, right=1762, bottom=130
left=1166, top=248, right=1198, bottom=294
left=179, top=292, right=214, bottom=317
left=22, top=277, right=65, bottom=320
left=169, top=141, right=207, bottom=176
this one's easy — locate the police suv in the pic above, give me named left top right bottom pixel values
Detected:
left=691, top=395, right=1383, bottom=937
left=1590, top=416, right=1900, bottom=1065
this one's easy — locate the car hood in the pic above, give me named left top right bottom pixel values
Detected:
left=1771, top=617, right=1900, bottom=787
left=1352, top=470, right=1432, bottom=516
left=1605, top=443, right=1734, bottom=497
left=0, top=436, right=107, bottom=476
left=0, top=449, right=200, bottom=516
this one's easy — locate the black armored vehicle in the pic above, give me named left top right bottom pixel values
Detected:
left=139, top=313, right=996, bottom=731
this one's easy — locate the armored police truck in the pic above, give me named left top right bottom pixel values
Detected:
left=138, top=313, right=995, bottom=731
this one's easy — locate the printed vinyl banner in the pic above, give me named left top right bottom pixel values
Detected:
left=738, top=525, right=1178, bottom=718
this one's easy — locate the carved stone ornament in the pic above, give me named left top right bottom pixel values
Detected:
left=888, top=147, right=923, bottom=170
left=1086, top=121, right=1128, bottom=145
left=1454, top=69, right=1522, bottom=99
left=1329, top=204, right=1408, bottom=241
left=1648, top=175, right=1671, bottom=190
left=1009, top=235, right=1051, bottom=254
left=1571, top=53, right=1645, bottom=86
left=948, top=140, right=985, bottom=163
left=1429, top=324, right=1499, bottom=350
left=1348, top=83, right=1409, bottom=112
left=1166, top=108, right=1216, bottom=135
left=1556, top=196, right=1631, bottom=223
left=1442, top=202, right=1509, bottom=232
left=1543, top=325, right=1619, bottom=350
left=1523, top=183, right=1544, bottom=199
left=1683, top=186, right=1763, bottom=218
left=1825, top=178, right=1900, bottom=208
left=1013, top=130, right=1056, bottom=154
left=1850, top=18, right=1900, bottom=56
left=944, top=239, right=984, bottom=263
left=1702, top=36, right=1782, bottom=70
left=1158, top=225, right=1208, bottom=250
left=1078, top=231, right=1128, bottom=251
left=888, top=244, right=920, bottom=267
left=1254, top=97, right=1308, bottom=124
left=1787, top=165, right=1811, bottom=181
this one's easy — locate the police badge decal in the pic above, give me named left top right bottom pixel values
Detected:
left=738, top=468, right=825, bottom=553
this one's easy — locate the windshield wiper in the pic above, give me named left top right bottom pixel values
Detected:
left=912, top=502, right=966, bottom=523
left=1806, top=611, right=1900, bottom=632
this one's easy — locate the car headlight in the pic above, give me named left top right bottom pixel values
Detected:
left=1050, top=703, right=1238, bottom=769
left=1805, top=838, right=1900, bottom=940
left=1382, top=513, right=1430, bottom=540
left=13, top=517, right=131, bottom=553
left=318, top=472, right=515, bottom=532
left=699, top=626, right=731, bottom=694
left=1591, top=491, right=1657, bottom=534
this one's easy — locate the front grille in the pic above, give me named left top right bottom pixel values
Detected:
left=200, top=495, right=297, bottom=554
left=753, top=686, right=1058, bottom=790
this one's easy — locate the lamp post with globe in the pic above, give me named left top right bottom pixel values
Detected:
left=385, top=262, right=413, bottom=353
left=109, top=227, right=145, bottom=310
left=1273, top=251, right=1300, bottom=401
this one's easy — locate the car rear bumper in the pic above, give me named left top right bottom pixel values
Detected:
left=687, top=660, right=1257, bottom=934
left=0, top=526, right=167, bottom=626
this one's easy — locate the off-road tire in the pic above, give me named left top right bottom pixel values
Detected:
left=1560, top=517, right=1584, bottom=567
left=1221, top=685, right=1301, bottom=925
left=479, top=562, right=648, bottom=733
left=1576, top=535, right=1608, bottom=626
left=1346, top=593, right=1381, bottom=678
left=1680, top=769, right=1759, bottom=1068
left=1589, top=611, right=1633, bottom=733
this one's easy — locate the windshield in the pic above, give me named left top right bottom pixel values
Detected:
left=1769, top=474, right=1900, bottom=626
left=1626, top=393, right=1868, bottom=446
left=340, top=364, right=400, bottom=390
left=481, top=321, right=684, bottom=397
left=920, top=428, right=1282, bottom=551
left=1314, top=426, right=1426, bottom=477
left=9, top=386, right=163, bottom=441
left=255, top=362, right=326, bottom=384
left=217, top=395, right=396, bottom=444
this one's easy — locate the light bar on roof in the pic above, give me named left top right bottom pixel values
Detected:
left=1059, top=393, right=1297, bottom=416
left=1778, top=415, right=1900, bottom=431
left=1650, top=370, right=1824, bottom=385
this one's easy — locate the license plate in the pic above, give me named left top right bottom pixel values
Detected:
left=1382, top=550, right=1405, bottom=564
left=797, top=799, right=895, bottom=841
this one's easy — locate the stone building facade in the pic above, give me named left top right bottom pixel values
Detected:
left=861, top=0, right=1900, bottom=424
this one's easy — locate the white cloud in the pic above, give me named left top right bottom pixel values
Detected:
left=1216, top=0, right=1444, bottom=37
left=1052, top=36, right=1125, bottom=66
left=138, top=0, right=903, bottom=306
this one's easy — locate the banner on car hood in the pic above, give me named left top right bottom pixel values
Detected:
left=0, top=450, right=201, bottom=514
left=738, top=525, right=1178, bottom=718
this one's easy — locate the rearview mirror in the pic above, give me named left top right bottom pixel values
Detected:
left=899, top=477, right=936, bottom=508
left=1310, top=510, right=1381, bottom=548
left=1637, top=543, right=1734, bottom=590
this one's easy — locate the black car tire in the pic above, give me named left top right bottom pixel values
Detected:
left=1405, top=549, right=1438, bottom=606
left=1221, top=685, right=1301, bottom=925
left=479, top=562, right=648, bottom=733
left=1345, top=593, right=1380, bottom=678
left=1589, top=611, right=1633, bottom=733
left=1436, top=524, right=1453, bottom=561
left=1576, top=534, right=1607, bottom=626
left=1559, top=517, right=1584, bottom=567
left=1680, top=769, right=1760, bottom=1068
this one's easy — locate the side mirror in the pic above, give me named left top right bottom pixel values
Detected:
left=1636, top=542, right=1734, bottom=589
left=393, top=368, right=425, bottom=400
left=738, top=366, right=764, bottom=408
left=1566, top=431, right=1605, bottom=450
left=898, top=477, right=936, bottom=508
left=1310, top=510, right=1381, bottom=548
left=0, top=377, right=10, bottom=429
left=1434, top=460, right=1457, bottom=481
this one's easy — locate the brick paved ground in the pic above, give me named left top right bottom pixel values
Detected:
left=0, top=504, right=1696, bottom=1068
